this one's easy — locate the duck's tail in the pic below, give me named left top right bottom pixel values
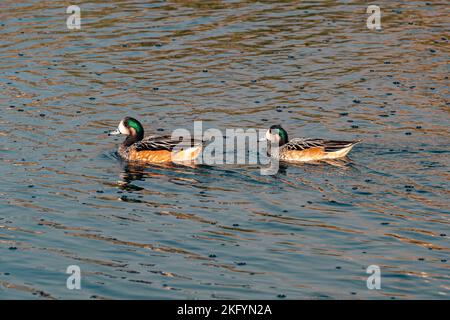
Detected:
left=171, top=144, right=203, bottom=162
left=325, top=139, right=361, bottom=158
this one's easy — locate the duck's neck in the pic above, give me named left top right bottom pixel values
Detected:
left=127, top=134, right=142, bottom=146
left=267, top=131, right=288, bottom=156
left=267, top=141, right=281, bottom=157
left=120, top=133, right=143, bottom=151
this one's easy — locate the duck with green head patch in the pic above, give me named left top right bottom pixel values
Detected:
left=264, top=124, right=361, bottom=162
left=109, top=117, right=203, bottom=163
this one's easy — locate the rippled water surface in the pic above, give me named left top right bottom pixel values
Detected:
left=1, top=1, right=449, bottom=299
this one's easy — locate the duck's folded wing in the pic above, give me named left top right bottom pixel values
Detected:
left=283, top=138, right=325, bottom=151
left=135, top=135, right=203, bottom=152
left=284, top=138, right=360, bottom=152
left=321, top=139, right=361, bottom=152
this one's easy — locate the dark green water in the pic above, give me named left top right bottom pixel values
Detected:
left=0, top=1, right=449, bottom=299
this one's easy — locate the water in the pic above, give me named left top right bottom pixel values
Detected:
left=0, top=1, right=449, bottom=299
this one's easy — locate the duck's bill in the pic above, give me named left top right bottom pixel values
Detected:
left=108, top=128, right=121, bottom=136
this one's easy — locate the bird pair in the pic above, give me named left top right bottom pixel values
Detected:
left=109, top=117, right=360, bottom=163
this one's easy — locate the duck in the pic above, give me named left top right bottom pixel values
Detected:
left=108, top=117, right=203, bottom=163
left=263, top=125, right=360, bottom=162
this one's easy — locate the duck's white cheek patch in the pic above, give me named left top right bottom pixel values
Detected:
left=265, top=130, right=271, bottom=141
left=266, top=130, right=279, bottom=142
left=118, top=121, right=129, bottom=135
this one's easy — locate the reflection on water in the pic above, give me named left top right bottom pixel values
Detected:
left=0, top=1, right=449, bottom=299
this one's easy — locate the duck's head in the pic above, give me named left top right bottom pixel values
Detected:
left=264, top=125, right=289, bottom=146
left=108, top=117, right=144, bottom=142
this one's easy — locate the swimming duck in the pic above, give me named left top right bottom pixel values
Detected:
left=263, top=125, right=360, bottom=162
left=108, top=117, right=203, bottom=163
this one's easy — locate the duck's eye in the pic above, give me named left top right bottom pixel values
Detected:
left=266, top=129, right=278, bottom=141
left=270, top=129, right=280, bottom=137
